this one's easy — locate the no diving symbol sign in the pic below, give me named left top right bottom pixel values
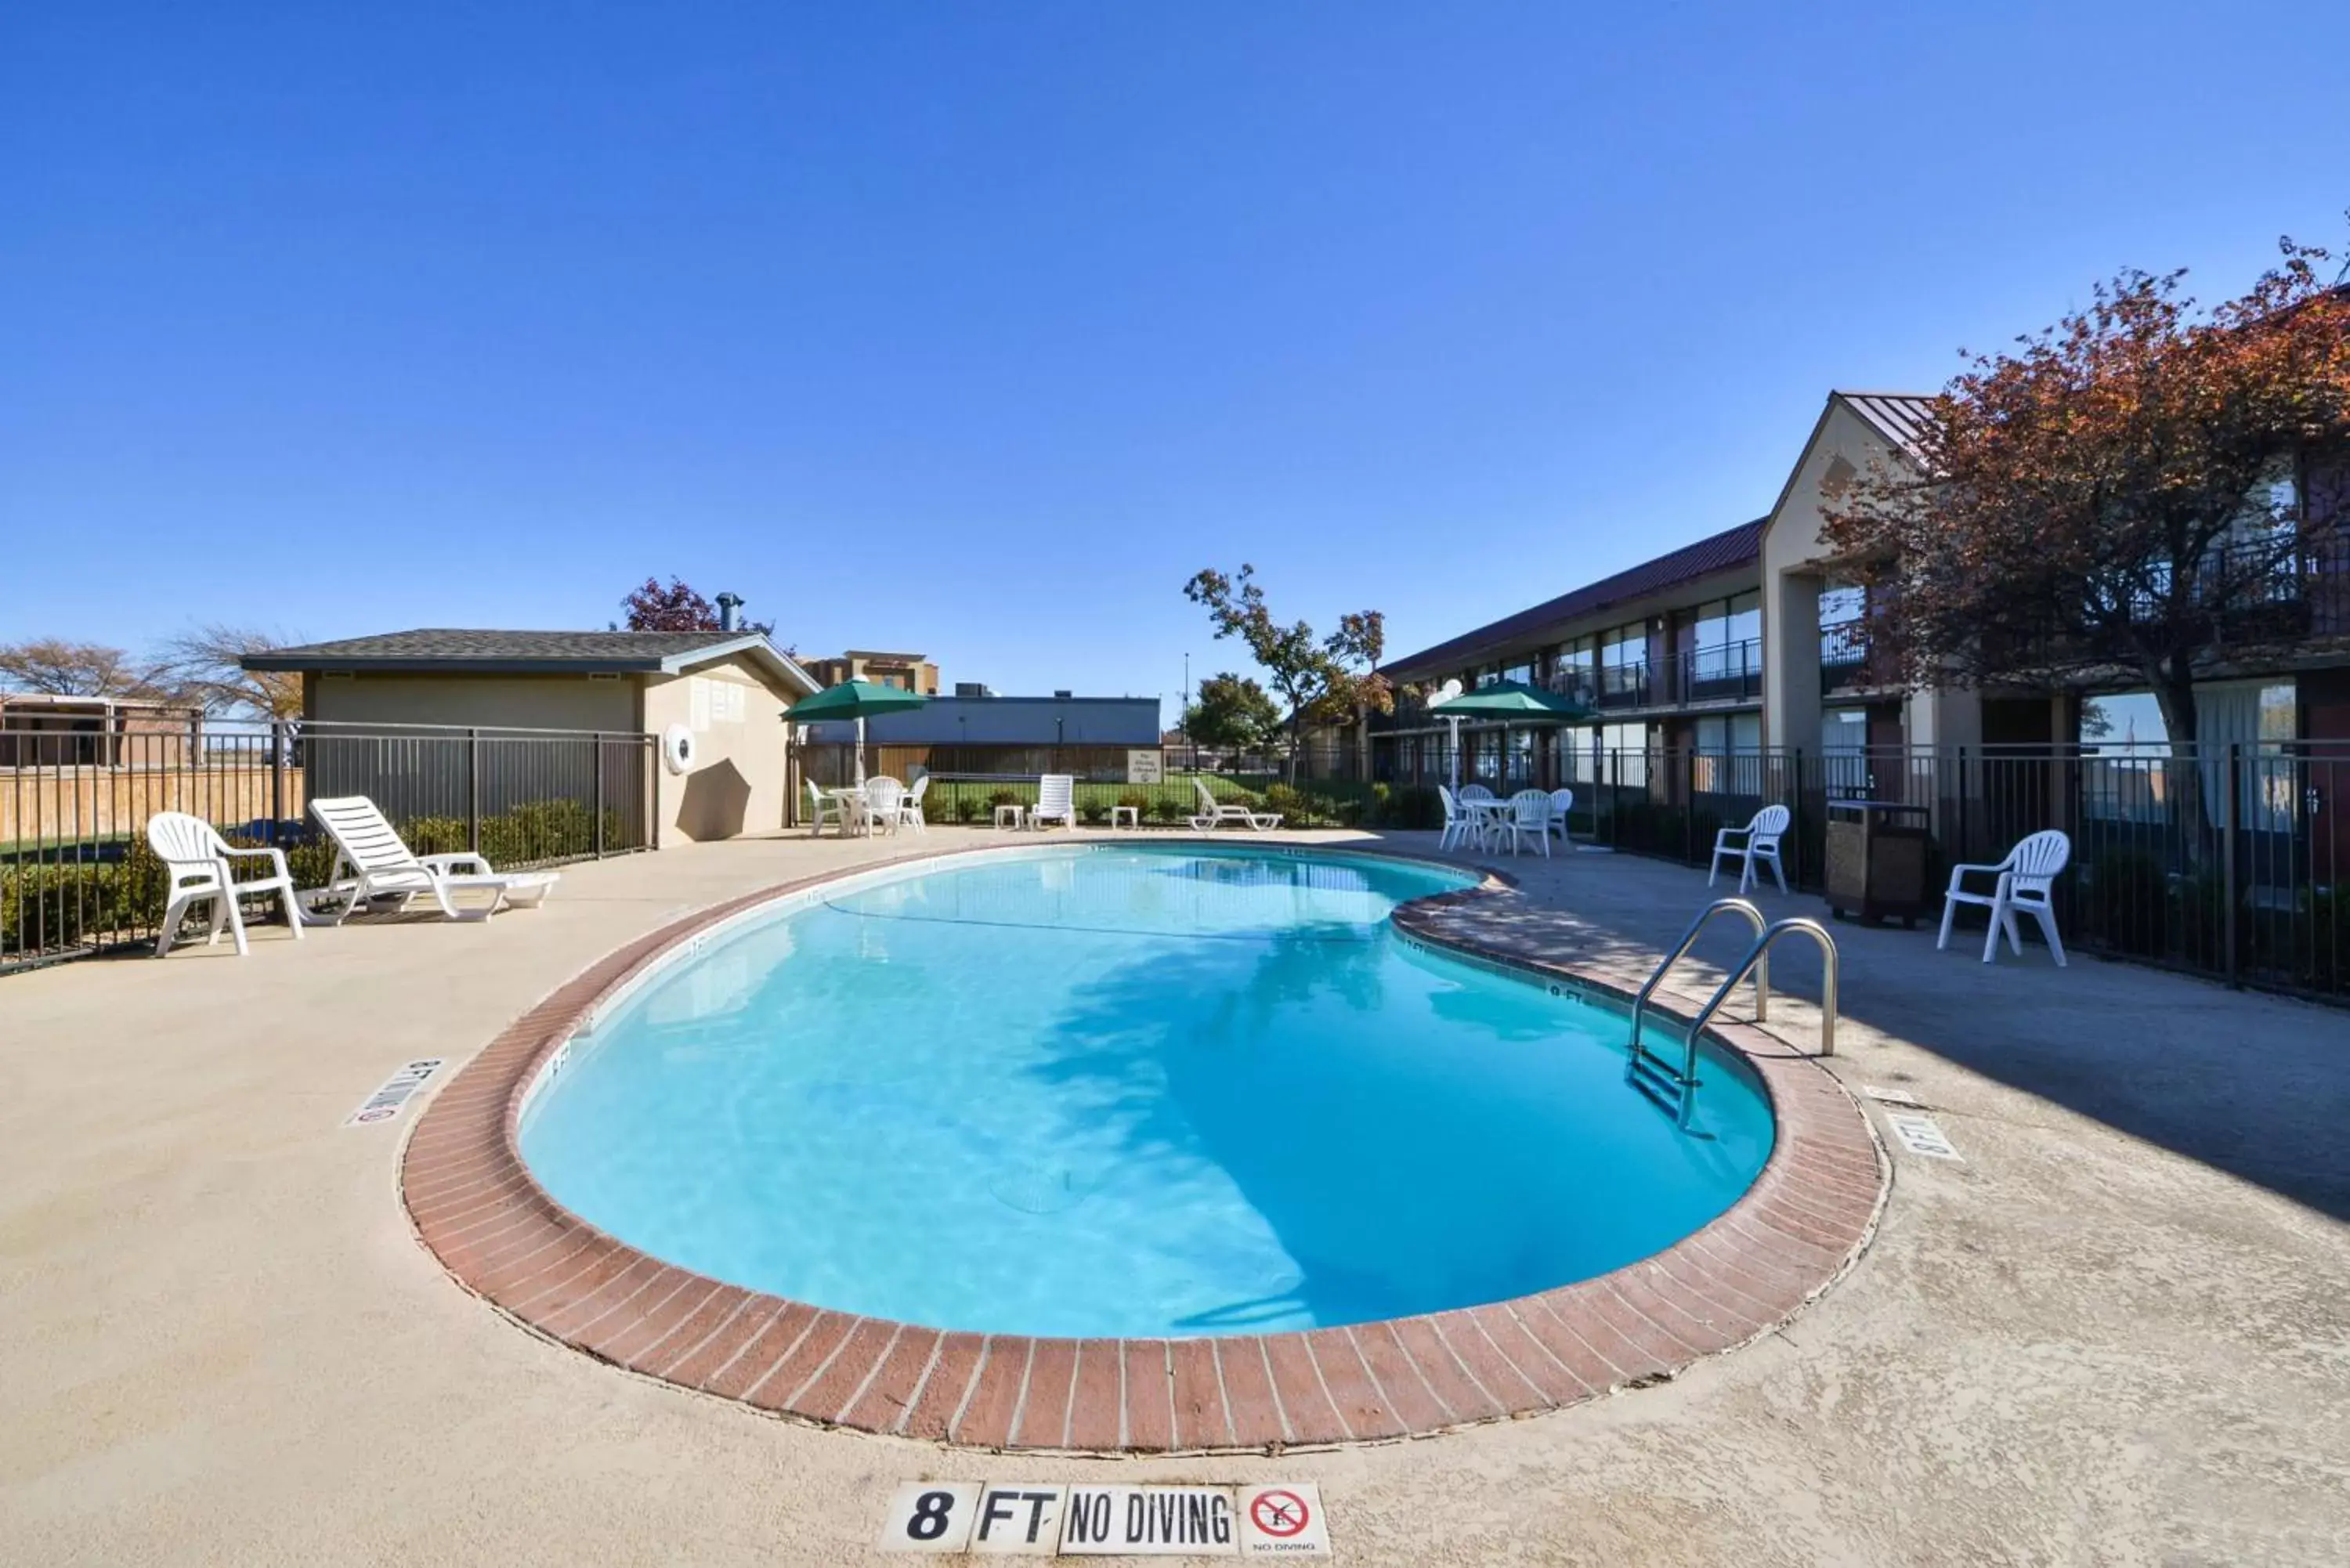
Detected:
left=1249, top=1490, right=1309, bottom=1538
left=878, top=1479, right=1331, bottom=1556
left=1237, top=1483, right=1329, bottom=1557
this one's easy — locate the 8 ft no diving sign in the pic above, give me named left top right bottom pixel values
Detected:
left=880, top=1481, right=1332, bottom=1557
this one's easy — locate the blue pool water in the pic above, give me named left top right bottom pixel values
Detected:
left=519, top=846, right=1774, bottom=1338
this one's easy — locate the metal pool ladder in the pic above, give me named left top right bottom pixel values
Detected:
left=1626, top=899, right=1839, bottom=1124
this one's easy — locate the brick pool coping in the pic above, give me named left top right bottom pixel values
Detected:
left=400, top=838, right=1887, bottom=1453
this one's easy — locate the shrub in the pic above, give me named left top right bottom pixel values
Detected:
left=1371, top=785, right=1442, bottom=831
left=2083, top=847, right=2171, bottom=958
left=989, top=789, right=1021, bottom=809
left=1080, top=801, right=1108, bottom=826
left=1262, top=782, right=1306, bottom=822
left=955, top=794, right=985, bottom=823
left=1117, top=791, right=1150, bottom=815
left=1152, top=796, right=1188, bottom=825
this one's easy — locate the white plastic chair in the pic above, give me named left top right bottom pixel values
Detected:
left=1497, top=789, right=1553, bottom=857
left=1709, top=804, right=1790, bottom=894
left=1546, top=787, right=1575, bottom=841
left=1940, top=829, right=2072, bottom=966
left=1437, top=785, right=1475, bottom=851
left=309, top=796, right=559, bottom=923
left=145, top=811, right=304, bottom=957
left=862, top=777, right=906, bottom=836
left=804, top=779, right=843, bottom=837
left=1032, top=774, right=1079, bottom=830
left=897, top=774, right=930, bottom=833
left=1188, top=776, right=1282, bottom=831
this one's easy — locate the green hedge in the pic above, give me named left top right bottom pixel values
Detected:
left=902, top=774, right=1441, bottom=832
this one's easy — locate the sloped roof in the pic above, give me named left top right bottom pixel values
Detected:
left=1836, top=391, right=1939, bottom=466
left=1384, top=518, right=1766, bottom=680
left=244, top=629, right=819, bottom=692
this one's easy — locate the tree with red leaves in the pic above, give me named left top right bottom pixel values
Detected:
left=1824, top=235, right=2350, bottom=756
left=619, top=577, right=723, bottom=632
left=1184, top=565, right=1391, bottom=779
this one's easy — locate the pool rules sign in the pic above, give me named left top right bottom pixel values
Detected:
left=880, top=1481, right=1331, bottom=1557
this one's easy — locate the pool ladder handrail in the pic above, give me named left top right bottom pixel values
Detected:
left=1626, top=901, right=1838, bottom=1125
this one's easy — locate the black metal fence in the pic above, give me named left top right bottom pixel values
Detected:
left=2, top=718, right=654, bottom=974
left=1378, top=736, right=2350, bottom=1003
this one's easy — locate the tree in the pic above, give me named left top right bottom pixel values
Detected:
left=148, top=624, right=304, bottom=717
left=1183, top=565, right=1391, bottom=778
left=0, top=638, right=160, bottom=699
left=1184, top=671, right=1282, bottom=752
left=616, top=577, right=775, bottom=635
left=1823, top=237, right=2350, bottom=760
left=619, top=576, right=723, bottom=631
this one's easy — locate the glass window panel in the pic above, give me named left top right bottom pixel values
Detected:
left=1823, top=706, right=1870, bottom=798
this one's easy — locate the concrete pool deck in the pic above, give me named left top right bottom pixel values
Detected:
left=3, top=827, right=2347, bottom=1564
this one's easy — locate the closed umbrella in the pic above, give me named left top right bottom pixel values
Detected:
left=783, top=680, right=929, bottom=786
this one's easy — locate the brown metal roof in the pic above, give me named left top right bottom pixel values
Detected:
left=1835, top=391, right=1939, bottom=466
left=1383, top=517, right=1765, bottom=680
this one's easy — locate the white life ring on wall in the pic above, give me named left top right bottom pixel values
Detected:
left=661, top=723, right=696, bottom=775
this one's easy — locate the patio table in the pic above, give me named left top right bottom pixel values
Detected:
left=825, top=786, right=877, bottom=836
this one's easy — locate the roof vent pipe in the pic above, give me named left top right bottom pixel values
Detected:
left=716, top=592, right=743, bottom=632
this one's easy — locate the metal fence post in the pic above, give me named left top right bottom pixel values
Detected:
left=1683, top=746, right=1697, bottom=865
left=1606, top=747, right=1618, bottom=847
left=1956, top=745, right=1969, bottom=865
left=593, top=733, right=606, bottom=858
left=270, top=719, right=288, bottom=837
left=467, top=727, right=481, bottom=855
left=2224, top=741, right=2241, bottom=988
left=1790, top=748, right=1804, bottom=885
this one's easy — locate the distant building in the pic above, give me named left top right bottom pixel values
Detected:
left=0, top=693, right=204, bottom=769
left=804, top=650, right=940, bottom=695
left=797, top=693, right=1159, bottom=748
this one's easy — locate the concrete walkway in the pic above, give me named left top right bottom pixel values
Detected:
left=2, top=828, right=2346, bottom=1566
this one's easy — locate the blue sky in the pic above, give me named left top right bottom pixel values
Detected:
left=5, top=3, right=2345, bottom=720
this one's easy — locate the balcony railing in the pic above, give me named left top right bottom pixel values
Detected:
left=1546, top=638, right=1763, bottom=711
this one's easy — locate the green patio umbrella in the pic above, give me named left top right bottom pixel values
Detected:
left=1427, top=680, right=1594, bottom=790
left=784, top=679, right=929, bottom=785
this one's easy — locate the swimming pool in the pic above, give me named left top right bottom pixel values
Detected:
left=517, top=844, right=1776, bottom=1339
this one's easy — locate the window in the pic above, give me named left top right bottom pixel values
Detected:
left=1507, top=727, right=1536, bottom=787
left=1691, top=712, right=1763, bottom=793
left=1560, top=725, right=1600, bottom=785
left=1600, top=721, right=1647, bottom=787
left=1601, top=624, right=1647, bottom=700
left=1823, top=707, right=1870, bottom=799
left=1552, top=638, right=1595, bottom=702
left=2084, top=683, right=2298, bottom=829
left=1692, top=592, right=1762, bottom=681
left=1500, top=659, right=1535, bottom=687
left=1819, top=586, right=1866, bottom=667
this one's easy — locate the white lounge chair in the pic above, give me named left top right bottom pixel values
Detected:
left=1497, top=789, right=1552, bottom=857
left=1547, top=788, right=1575, bottom=840
left=898, top=774, right=930, bottom=834
left=1189, top=777, right=1282, bottom=832
left=1709, top=804, right=1790, bottom=895
left=1032, top=774, right=1079, bottom=830
left=307, top=796, right=559, bottom=923
left=146, top=811, right=306, bottom=957
left=1940, top=829, right=2071, bottom=966
left=805, top=779, right=844, bottom=837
